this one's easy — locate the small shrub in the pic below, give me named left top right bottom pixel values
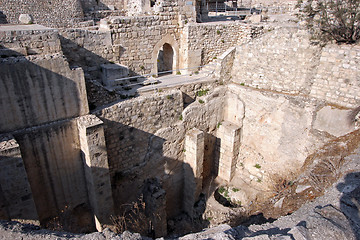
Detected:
left=185, top=20, right=188, bottom=24
left=198, top=99, right=205, bottom=104
left=217, top=122, right=222, bottom=128
left=167, top=95, right=173, bottom=100
left=176, top=71, right=181, bottom=75
left=217, top=30, right=221, bottom=35
left=158, top=89, right=163, bottom=92
left=183, top=148, right=186, bottom=152
left=221, top=39, right=225, bottom=43
left=194, top=71, right=199, bottom=74
left=218, top=186, right=226, bottom=194
left=140, top=65, right=145, bottom=70
left=232, top=188, right=239, bottom=192
left=254, top=163, right=261, bottom=169
left=257, top=178, right=262, bottom=183
left=196, top=89, right=209, bottom=97
left=179, top=115, right=183, bottom=121
left=213, top=56, right=217, bottom=60
left=240, top=83, right=245, bottom=86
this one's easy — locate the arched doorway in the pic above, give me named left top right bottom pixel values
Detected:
left=157, top=43, right=174, bottom=76
left=151, top=35, right=179, bottom=76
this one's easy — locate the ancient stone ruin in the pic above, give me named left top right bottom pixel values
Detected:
left=0, top=0, right=360, bottom=239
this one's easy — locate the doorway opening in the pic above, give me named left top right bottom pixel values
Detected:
left=157, top=43, right=174, bottom=76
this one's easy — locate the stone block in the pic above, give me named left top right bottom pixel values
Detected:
left=101, top=63, right=129, bottom=87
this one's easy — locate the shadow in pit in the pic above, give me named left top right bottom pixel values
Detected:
left=97, top=118, right=213, bottom=238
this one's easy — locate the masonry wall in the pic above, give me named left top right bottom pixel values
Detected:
left=186, top=22, right=255, bottom=65
left=59, top=29, right=116, bottom=80
left=0, top=29, right=61, bottom=57
left=0, top=0, right=84, bottom=27
left=231, top=27, right=360, bottom=108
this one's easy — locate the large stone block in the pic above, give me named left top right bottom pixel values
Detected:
left=101, top=63, right=129, bottom=87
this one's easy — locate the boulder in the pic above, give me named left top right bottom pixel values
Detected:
left=19, top=14, right=33, bottom=24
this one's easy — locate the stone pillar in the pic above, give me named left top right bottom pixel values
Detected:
left=216, top=121, right=241, bottom=182
left=183, top=128, right=204, bottom=216
left=0, top=134, right=38, bottom=222
left=77, top=115, right=114, bottom=232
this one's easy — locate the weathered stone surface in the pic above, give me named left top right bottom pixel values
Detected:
left=313, top=106, right=355, bottom=137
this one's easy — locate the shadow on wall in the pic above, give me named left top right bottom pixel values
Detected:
left=0, top=11, right=7, bottom=24
left=0, top=46, right=87, bottom=133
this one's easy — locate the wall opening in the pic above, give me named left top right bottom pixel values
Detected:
left=157, top=43, right=174, bottom=76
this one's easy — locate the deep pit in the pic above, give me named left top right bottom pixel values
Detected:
left=1, top=0, right=360, bottom=239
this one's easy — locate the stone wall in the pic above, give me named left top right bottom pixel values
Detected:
left=186, top=22, right=255, bottom=66
left=0, top=28, right=61, bottom=57
left=231, top=26, right=360, bottom=108
left=0, top=0, right=84, bottom=28
left=310, top=44, right=360, bottom=108
left=59, top=29, right=116, bottom=80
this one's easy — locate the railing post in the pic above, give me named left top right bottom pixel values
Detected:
left=216, top=0, right=218, bottom=16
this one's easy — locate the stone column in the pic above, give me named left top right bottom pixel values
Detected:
left=77, top=115, right=114, bottom=232
left=0, top=134, right=38, bottom=222
left=183, top=128, right=204, bottom=217
left=216, top=121, right=241, bottom=182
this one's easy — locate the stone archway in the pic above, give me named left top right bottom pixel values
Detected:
left=151, top=35, right=179, bottom=76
